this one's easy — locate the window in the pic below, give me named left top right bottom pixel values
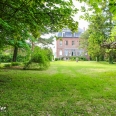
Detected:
left=62, top=32, right=65, bottom=37
left=65, top=41, right=68, bottom=45
left=69, top=51, right=71, bottom=56
left=65, top=32, right=72, bottom=37
left=71, top=49, right=75, bottom=56
left=77, top=51, right=79, bottom=56
left=64, top=50, right=68, bottom=56
left=59, top=41, right=62, bottom=46
left=72, top=41, right=74, bottom=45
left=59, top=50, right=62, bottom=55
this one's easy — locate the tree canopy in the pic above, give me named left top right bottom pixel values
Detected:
left=79, top=0, right=116, bottom=62
left=0, top=0, right=79, bottom=62
left=0, top=0, right=78, bottom=46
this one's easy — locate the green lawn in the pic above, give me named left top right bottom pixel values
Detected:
left=0, top=61, right=116, bottom=116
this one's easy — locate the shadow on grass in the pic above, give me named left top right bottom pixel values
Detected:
left=0, top=74, right=12, bottom=84
left=0, top=66, right=48, bottom=71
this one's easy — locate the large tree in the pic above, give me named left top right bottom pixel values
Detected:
left=0, top=0, right=78, bottom=38
left=79, top=0, right=115, bottom=62
left=0, top=0, right=78, bottom=61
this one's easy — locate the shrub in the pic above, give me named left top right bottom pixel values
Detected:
left=24, top=47, right=50, bottom=70
left=55, top=58, right=59, bottom=61
left=11, top=62, right=20, bottom=66
left=43, top=48, right=53, bottom=61
left=1, top=54, right=12, bottom=62
left=16, top=55, right=26, bottom=62
left=78, top=56, right=88, bottom=61
left=0, top=54, right=27, bottom=62
left=4, top=64, right=11, bottom=68
left=69, top=56, right=76, bottom=61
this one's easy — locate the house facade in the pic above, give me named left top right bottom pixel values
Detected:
left=56, top=28, right=89, bottom=60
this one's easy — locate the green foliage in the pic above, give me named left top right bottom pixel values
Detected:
left=0, top=0, right=78, bottom=62
left=0, top=0, right=78, bottom=61
left=11, top=62, right=20, bottom=66
left=0, top=18, right=12, bottom=30
left=0, top=54, right=28, bottom=62
left=69, top=56, right=76, bottom=61
left=16, top=55, right=26, bottom=62
left=80, top=30, right=90, bottom=40
left=79, top=0, right=116, bottom=16
left=24, top=46, right=50, bottom=69
left=4, top=64, right=11, bottom=68
left=55, top=56, right=88, bottom=61
left=55, top=58, right=59, bottom=61
left=0, top=54, right=12, bottom=62
left=80, top=30, right=89, bottom=50
left=43, top=48, right=53, bottom=61
left=0, top=0, right=78, bottom=48
left=105, top=49, right=116, bottom=64
left=78, top=56, right=88, bottom=61
left=80, top=1, right=114, bottom=62
left=32, top=47, right=49, bottom=63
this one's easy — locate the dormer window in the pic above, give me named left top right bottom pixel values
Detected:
left=62, top=32, right=65, bottom=37
left=65, top=32, right=72, bottom=37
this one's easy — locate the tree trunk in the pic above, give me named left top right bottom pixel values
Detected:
left=109, top=50, right=113, bottom=64
left=12, top=46, right=18, bottom=62
left=96, top=56, right=99, bottom=62
left=101, top=55, right=104, bottom=61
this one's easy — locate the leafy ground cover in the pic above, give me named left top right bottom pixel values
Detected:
left=0, top=61, right=116, bottom=116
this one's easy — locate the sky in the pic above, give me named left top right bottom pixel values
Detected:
left=73, top=0, right=89, bottom=29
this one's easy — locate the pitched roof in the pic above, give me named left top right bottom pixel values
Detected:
left=58, top=28, right=84, bottom=38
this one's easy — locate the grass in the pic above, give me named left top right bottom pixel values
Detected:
left=0, top=61, right=116, bottom=116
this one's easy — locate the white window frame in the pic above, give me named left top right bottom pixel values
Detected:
left=59, top=50, right=62, bottom=56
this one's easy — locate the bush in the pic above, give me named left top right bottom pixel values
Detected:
left=43, top=48, right=53, bottom=61
left=11, top=62, right=20, bottom=66
left=24, top=47, right=50, bottom=70
left=0, top=54, right=12, bottom=62
left=4, top=64, right=11, bottom=68
left=16, top=55, right=26, bottom=62
left=55, top=58, right=59, bottom=61
left=55, top=58, right=58, bottom=61
left=0, top=54, right=27, bottom=62
left=78, top=56, right=88, bottom=61
left=69, top=56, right=76, bottom=61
